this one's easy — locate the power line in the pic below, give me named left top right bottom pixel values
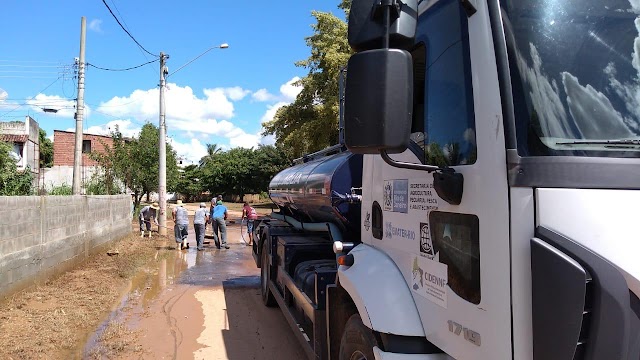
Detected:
left=0, top=64, right=66, bottom=68
left=110, top=0, right=157, bottom=77
left=87, top=58, right=158, bottom=71
left=0, top=59, right=62, bottom=64
left=100, top=0, right=158, bottom=57
left=0, top=76, right=62, bottom=118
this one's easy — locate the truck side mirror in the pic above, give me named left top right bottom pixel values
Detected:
left=348, top=0, right=418, bottom=52
left=344, top=49, right=413, bottom=154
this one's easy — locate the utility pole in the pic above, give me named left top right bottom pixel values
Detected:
left=72, top=16, right=86, bottom=195
left=158, top=52, right=169, bottom=236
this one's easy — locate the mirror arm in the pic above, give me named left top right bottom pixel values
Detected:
left=380, top=150, right=441, bottom=172
left=380, top=150, right=464, bottom=205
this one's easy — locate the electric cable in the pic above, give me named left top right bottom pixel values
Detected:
left=109, top=0, right=156, bottom=77
left=100, top=0, right=158, bottom=57
left=0, top=76, right=62, bottom=118
left=87, top=58, right=158, bottom=71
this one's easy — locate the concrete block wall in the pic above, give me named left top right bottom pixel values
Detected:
left=0, top=194, right=131, bottom=299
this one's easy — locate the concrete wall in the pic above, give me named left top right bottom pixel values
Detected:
left=0, top=195, right=132, bottom=299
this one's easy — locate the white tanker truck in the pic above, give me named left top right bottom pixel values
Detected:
left=252, top=0, right=640, bottom=359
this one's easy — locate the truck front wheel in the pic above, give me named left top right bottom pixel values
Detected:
left=339, top=314, right=379, bottom=360
left=260, top=241, right=277, bottom=307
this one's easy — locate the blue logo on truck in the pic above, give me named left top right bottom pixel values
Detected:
left=383, top=179, right=408, bottom=213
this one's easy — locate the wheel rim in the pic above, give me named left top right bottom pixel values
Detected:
left=350, top=350, right=368, bottom=360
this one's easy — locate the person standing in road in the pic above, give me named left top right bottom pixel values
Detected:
left=172, top=200, right=189, bottom=250
left=206, top=194, right=222, bottom=235
left=139, top=202, right=159, bottom=238
left=194, top=202, right=210, bottom=251
left=242, top=202, right=258, bottom=246
left=211, top=199, right=229, bottom=249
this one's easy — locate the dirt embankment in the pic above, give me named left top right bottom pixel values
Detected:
left=0, top=231, right=172, bottom=360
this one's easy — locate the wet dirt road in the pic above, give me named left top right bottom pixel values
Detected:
left=88, top=215, right=306, bottom=360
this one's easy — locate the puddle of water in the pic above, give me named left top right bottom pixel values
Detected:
left=79, top=249, right=188, bottom=357
left=79, top=229, right=260, bottom=357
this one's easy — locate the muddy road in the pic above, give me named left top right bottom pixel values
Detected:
left=86, top=213, right=305, bottom=360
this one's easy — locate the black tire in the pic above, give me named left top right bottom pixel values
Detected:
left=339, top=314, right=380, bottom=360
left=261, top=240, right=277, bottom=307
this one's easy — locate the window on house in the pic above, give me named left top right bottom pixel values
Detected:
left=82, top=140, right=91, bottom=153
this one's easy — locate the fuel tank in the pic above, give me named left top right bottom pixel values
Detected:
left=269, top=151, right=363, bottom=237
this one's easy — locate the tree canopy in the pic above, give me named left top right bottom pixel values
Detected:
left=262, top=1, right=352, bottom=158
left=39, top=129, right=53, bottom=168
left=90, top=123, right=179, bottom=204
left=197, top=145, right=290, bottom=198
left=0, top=142, right=33, bottom=195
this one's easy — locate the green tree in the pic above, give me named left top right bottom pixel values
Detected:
left=0, top=142, right=33, bottom=195
left=39, top=129, right=53, bottom=168
left=90, top=123, right=179, bottom=206
left=176, top=164, right=204, bottom=202
left=199, top=145, right=290, bottom=197
left=198, top=143, right=221, bottom=167
left=262, top=2, right=352, bottom=157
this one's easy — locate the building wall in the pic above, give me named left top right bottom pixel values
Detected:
left=0, top=120, right=27, bottom=135
left=0, top=195, right=132, bottom=299
left=53, top=130, right=113, bottom=167
left=42, top=165, right=103, bottom=189
left=24, top=116, right=39, bottom=173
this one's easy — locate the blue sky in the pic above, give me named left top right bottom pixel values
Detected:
left=0, top=0, right=344, bottom=164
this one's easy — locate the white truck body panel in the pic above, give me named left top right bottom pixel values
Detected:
left=373, top=347, right=455, bottom=360
left=509, top=188, right=535, bottom=360
left=536, top=188, right=640, bottom=298
left=338, top=244, right=426, bottom=336
left=359, top=1, right=513, bottom=358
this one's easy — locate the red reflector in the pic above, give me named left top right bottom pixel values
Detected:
left=337, top=254, right=354, bottom=266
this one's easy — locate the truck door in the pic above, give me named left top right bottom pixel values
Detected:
left=363, top=0, right=512, bottom=358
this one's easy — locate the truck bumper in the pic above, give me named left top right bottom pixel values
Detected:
left=374, top=347, right=454, bottom=360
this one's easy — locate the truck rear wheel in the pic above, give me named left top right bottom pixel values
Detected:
left=261, top=241, right=277, bottom=307
left=339, top=314, right=379, bottom=360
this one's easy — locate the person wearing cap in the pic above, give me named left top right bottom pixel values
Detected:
left=207, top=194, right=223, bottom=234
left=211, top=199, right=229, bottom=249
left=194, top=202, right=210, bottom=251
left=172, top=200, right=190, bottom=250
left=139, top=202, right=159, bottom=238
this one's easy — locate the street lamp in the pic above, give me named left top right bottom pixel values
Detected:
left=167, top=43, right=230, bottom=79
left=157, top=43, right=229, bottom=236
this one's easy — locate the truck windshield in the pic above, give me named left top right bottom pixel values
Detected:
left=503, top=0, right=640, bottom=157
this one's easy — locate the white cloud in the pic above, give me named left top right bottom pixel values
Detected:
left=0, top=88, right=7, bottom=100
left=252, top=88, right=277, bottom=102
left=257, top=77, right=303, bottom=125
left=252, top=76, right=303, bottom=103
left=260, top=134, right=276, bottom=146
left=222, top=87, right=251, bottom=101
left=26, top=94, right=89, bottom=118
left=169, top=137, right=208, bottom=164
left=85, top=119, right=141, bottom=138
left=280, top=76, right=303, bottom=102
left=261, top=101, right=288, bottom=123
left=98, top=83, right=235, bottom=122
left=88, top=19, right=103, bottom=33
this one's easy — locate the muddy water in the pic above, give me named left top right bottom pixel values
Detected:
left=82, top=218, right=305, bottom=359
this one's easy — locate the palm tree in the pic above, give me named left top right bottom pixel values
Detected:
left=199, top=143, right=222, bottom=167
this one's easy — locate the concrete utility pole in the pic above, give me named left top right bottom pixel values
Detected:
left=72, top=16, right=86, bottom=195
left=158, top=52, right=169, bottom=236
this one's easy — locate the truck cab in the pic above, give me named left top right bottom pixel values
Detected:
left=256, top=1, right=640, bottom=359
